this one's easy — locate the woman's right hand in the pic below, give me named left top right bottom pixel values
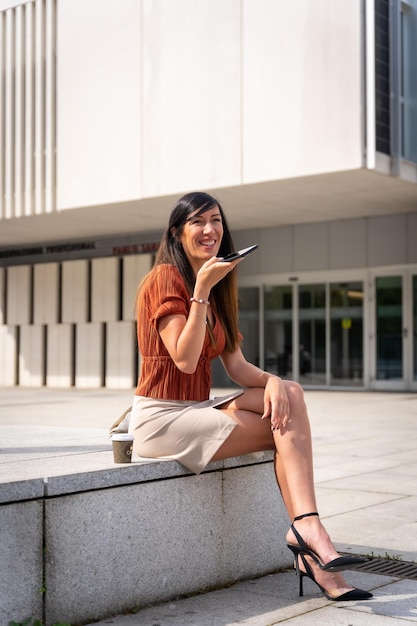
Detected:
left=158, top=257, right=240, bottom=374
left=193, top=256, right=241, bottom=298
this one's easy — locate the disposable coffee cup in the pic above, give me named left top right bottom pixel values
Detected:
left=111, top=433, right=134, bottom=463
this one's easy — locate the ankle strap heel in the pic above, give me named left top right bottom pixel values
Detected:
left=293, top=512, right=319, bottom=522
left=287, top=511, right=367, bottom=572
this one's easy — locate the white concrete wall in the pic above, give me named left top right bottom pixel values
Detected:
left=75, top=322, right=103, bottom=388
left=19, top=325, right=45, bottom=386
left=141, top=0, right=241, bottom=196
left=57, top=0, right=142, bottom=209
left=0, top=325, right=17, bottom=385
left=91, top=258, right=119, bottom=323
left=242, top=0, right=362, bottom=182
left=105, top=321, right=136, bottom=389
left=0, top=268, right=4, bottom=325
left=237, top=212, right=417, bottom=277
left=56, top=0, right=363, bottom=209
left=46, top=324, right=73, bottom=387
left=33, top=263, right=59, bottom=324
left=122, top=254, right=152, bottom=321
left=62, top=259, right=89, bottom=323
left=7, top=265, right=31, bottom=325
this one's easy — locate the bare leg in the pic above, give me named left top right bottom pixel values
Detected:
left=273, top=440, right=357, bottom=595
left=213, top=381, right=352, bottom=568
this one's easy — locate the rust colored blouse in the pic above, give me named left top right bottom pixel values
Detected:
left=135, top=264, right=226, bottom=401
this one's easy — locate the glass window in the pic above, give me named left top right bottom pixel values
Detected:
left=375, top=0, right=391, bottom=155
left=330, top=282, right=364, bottom=386
left=264, top=285, right=293, bottom=378
left=413, top=275, right=417, bottom=381
left=299, top=284, right=326, bottom=385
left=401, top=4, right=417, bottom=163
left=376, top=276, right=403, bottom=379
left=212, top=286, right=260, bottom=387
left=238, top=287, right=260, bottom=367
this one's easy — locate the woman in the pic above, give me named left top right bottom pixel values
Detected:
left=130, top=191, right=372, bottom=602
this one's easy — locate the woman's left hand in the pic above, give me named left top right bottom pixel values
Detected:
left=262, top=376, right=290, bottom=430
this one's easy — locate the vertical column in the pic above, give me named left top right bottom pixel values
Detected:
left=7, top=265, right=32, bottom=325
left=0, top=0, right=56, bottom=219
left=0, top=267, right=5, bottom=325
left=25, top=1, right=35, bottom=216
left=34, top=0, right=45, bottom=214
left=105, top=321, right=136, bottom=389
left=0, top=325, right=18, bottom=386
left=14, top=4, right=25, bottom=217
left=32, top=262, right=59, bottom=386
left=33, top=262, right=59, bottom=324
left=46, top=324, right=73, bottom=387
left=61, top=259, right=89, bottom=323
left=75, top=323, right=104, bottom=388
left=122, top=254, right=152, bottom=321
left=44, top=0, right=56, bottom=213
left=0, top=11, right=5, bottom=219
left=4, top=9, right=15, bottom=218
left=19, top=325, right=45, bottom=386
left=365, top=0, right=375, bottom=169
left=91, top=257, right=119, bottom=322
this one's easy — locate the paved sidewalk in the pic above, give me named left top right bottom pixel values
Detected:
left=1, top=388, right=417, bottom=624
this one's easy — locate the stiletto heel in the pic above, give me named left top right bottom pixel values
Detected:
left=288, top=543, right=305, bottom=596
left=292, top=552, right=373, bottom=601
left=299, top=570, right=304, bottom=596
left=287, top=512, right=367, bottom=572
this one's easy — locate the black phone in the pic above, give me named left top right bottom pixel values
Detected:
left=221, top=244, right=258, bottom=262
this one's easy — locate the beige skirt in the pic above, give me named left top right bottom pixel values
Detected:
left=128, top=390, right=243, bottom=475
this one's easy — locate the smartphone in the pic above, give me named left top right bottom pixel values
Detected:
left=221, top=244, right=258, bottom=262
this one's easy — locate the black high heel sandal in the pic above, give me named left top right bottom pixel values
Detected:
left=287, top=512, right=367, bottom=572
left=294, top=552, right=373, bottom=601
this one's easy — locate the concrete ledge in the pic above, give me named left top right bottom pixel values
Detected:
left=1, top=452, right=290, bottom=626
left=1, top=500, right=44, bottom=623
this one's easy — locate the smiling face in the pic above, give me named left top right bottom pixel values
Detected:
left=180, top=206, right=224, bottom=271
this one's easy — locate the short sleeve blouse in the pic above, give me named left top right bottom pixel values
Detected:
left=135, top=264, right=227, bottom=401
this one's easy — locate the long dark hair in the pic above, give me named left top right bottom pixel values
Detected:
left=142, top=191, right=240, bottom=352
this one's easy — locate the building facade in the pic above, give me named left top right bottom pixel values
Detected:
left=0, top=0, right=416, bottom=391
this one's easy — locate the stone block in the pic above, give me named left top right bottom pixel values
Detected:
left=223, top=462, right=290, bottom=579
left=0, top=500, right=44, bottom=626
left=44, top=473, right=225, bottom=624
left=75, top=322, right=104, bottom=388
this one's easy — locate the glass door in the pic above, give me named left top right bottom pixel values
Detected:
left=264, top=285, right=293, bottom=378
left=413, top=275, right=417, bottom=387
left=298, top=284, right=326, bottom=386
left=330, top=282, right=364, bottom=386
left=376, top=276, right=403, bottom=381
left=262, top=280, right=365, bottom=387
left=370, top=272, right=413, bottom=390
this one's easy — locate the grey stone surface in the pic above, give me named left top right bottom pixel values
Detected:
left=223, top=462, right=291, bottom=579
left=1, top=388, right=417, bottom=625
left=0, top=500, right=43, bottom=626
left=44, top=474, right=222, bottom=623
left=85, top=570, right=414, bottom=626
left=44, top=465, right=285, bottom=625
left=0, top=477, right=44, bottom=504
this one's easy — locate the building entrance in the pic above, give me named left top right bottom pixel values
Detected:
left=259, top=281, right=364, bottom=388
left=370, top=270, right=417, bottom=390
left=235, top=269, right=417, bottom=391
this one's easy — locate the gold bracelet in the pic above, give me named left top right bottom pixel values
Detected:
left=190, top=297, right=210, bottom=305
left=189, top=311, right=207, bottom=324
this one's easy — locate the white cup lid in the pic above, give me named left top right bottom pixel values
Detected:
left=111, top=433, right=134, bottom=441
